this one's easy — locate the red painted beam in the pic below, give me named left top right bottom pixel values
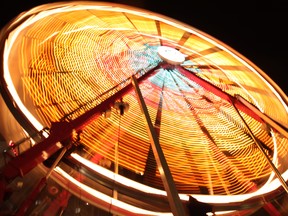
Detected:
left=263, top=202, right=282, bottom=216
left=0, top=66, right=159, bottom=203
left=176, top=65, right=264, bottom=123
left=15, top=177, right=47, bottom=216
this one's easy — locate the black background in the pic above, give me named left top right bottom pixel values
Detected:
left=1, top=0, right=287, bottom=95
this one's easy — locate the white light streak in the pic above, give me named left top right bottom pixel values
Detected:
left=54, top=166, right=173, bottom=215
left=71, top=152, right=288, bottom=204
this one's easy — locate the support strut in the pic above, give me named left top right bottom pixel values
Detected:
left=231, top=100, right=288, bottom=193
left=0, top=66, right=159, bottom=204
left=131, top=75, right=186, bottom=216
left=15, top=143, right=71, bottom=216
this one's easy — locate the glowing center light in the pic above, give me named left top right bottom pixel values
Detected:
left=157, top=46, right=185, bottom=65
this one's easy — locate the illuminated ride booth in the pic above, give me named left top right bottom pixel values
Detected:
left=0, top=2, right=288, bottom=216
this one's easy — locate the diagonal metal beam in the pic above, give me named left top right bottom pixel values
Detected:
left=143, top=73, right=165, bottom=182
left=131, top=75, right=186, bottom=216
left=231, top=100, right=288, bottom=193
left=176, top=65, right=288, bottom=137
left=15, top=143, right=71, bottom=216
left=0, top=66, right=161, bottom=184
left=176, top=65, right=264, bottom=123
left=168, top=69, right=253, bottom=192
left=235, top=94, right=288, bottom=139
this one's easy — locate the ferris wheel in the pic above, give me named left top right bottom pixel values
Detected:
left=0, top=2, right=287, bottom=216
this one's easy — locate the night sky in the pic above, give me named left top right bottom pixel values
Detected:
left=1, top=0, right=287, bottom=95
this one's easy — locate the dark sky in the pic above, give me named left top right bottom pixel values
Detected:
left=1, top=0, right=287, bottom=95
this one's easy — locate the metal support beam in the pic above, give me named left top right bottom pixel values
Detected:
left=176, top=65, right=264, bottom=123
left=15, top=143, right=70, bottom=215
left=177, top=65, right=288, bottom=138
left=235, top=94, right=288, bottom=139
left=231, top=100, right=288, bottom=193
left=0, top=65, right=160, bottom=203
left=131, top=75, right=186, bottom=216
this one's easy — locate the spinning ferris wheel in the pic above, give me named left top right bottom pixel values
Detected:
left=0, top=2, right=287, bottom=216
